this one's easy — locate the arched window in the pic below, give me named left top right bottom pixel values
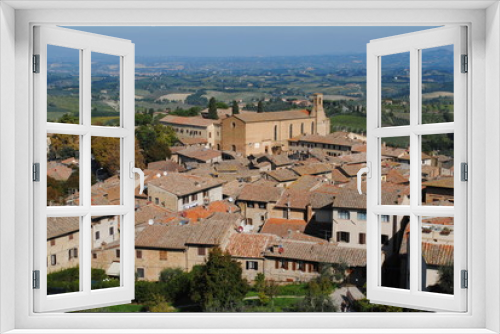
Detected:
left=301, top=123, right=304, bottom=134
left=231, top=122, right=236, bottom=128
left=231, top=145, right=236, bottom=152
left=289, top=124, right=293, bottom=139
left=311, top=122, right=315, bottom=134
left=274, top=125, right=278, bottom=141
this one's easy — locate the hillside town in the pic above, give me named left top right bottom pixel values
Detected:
left=46, top=93, right=454, bottom=311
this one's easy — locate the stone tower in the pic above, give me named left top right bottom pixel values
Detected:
left=310, top=93, right=330, bottom=135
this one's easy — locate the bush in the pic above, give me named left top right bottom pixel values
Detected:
left=134, top=281, right=163, bottom=304
left=277, top=283, right=308, bottom=296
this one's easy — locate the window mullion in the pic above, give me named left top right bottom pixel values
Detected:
left=409, top=47, right=420, bottom=294
left=81, top=48, right=92, bottom=295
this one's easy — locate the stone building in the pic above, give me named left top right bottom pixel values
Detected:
left=159, top=115, right=221, bottom=149
left=221, top=93, right=330, bottom=156
left=47, top=217, right=80, bottom=273
left=147, top=173, right=223, bottom=212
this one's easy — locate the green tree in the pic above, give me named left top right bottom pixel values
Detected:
left=207, top=97, right=219, bottom=120
left=232, top=100, right=240, bottom=115
left=91, top=137, right=121, bottom=175
left=294, top=264, right=337, bottom=312
left=190, top=247, right=249, bottom=311
left=257, top=100, right=264, bottom=113
left=135, top=124, right=176, bottom=164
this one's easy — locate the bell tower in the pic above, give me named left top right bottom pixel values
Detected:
left=310, top=93, right=330, bottom=135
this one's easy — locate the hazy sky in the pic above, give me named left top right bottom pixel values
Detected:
left=67, top=26, right=435, bottom=58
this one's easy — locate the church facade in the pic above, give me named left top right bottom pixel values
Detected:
left=221, top=93, right=330, bottom=156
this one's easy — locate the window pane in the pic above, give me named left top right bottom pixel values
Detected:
left=47, top=216, right=81, bottom=295
left=91, top=52, right=120, bottom=126
left=421, top=133, right=454, bottom=206
left=421, top=45, right=454, bottom=124
left=381, top=52, right=410, bottom=127
left=91, top=137, right=121, bottom=205
left=91, top=215, right=121, bottom=290
left=420, top=216, right=454, bottom=294
left=381, top=137, right=410, bottom=205
left=47, top=133, right=80, bottom=206
left=47, top=45, right=80, bottom=124
left=381, top=215, right=409, bottom=290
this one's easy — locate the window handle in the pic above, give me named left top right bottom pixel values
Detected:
left=357, top=162, right=371, bottom=195
left=129, top=162, right=145, bottom=194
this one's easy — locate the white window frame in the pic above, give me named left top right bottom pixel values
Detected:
left=366, top=26, right=467, bottom=312
left=0, top=1, right=498, bottom=333
left=33, top=25, right=136, bottom=313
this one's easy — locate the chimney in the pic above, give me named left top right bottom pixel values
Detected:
left=306, top=204, right=313, bottom=222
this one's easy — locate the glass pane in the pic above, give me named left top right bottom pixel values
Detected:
left=421, top=45, right=454, bottom=124
left=381, top=52, right=410, bottom=127
left=47, top=133, right=80, bottom=206
left=421, top=133, right=454, bottom=206
left=91, top=137, right=121, bottom=205
left=381, top=137, right=410, bottom=205
left=420, top=216, right=454, bottom=294
left=47, top=216, right=81, bottom=294
left=91, top=215, right=121, bottom=290
left=381, top=215, right=410, bottom=290
left=91, top=52, right=121, bottom=126
left=47, top=45, right=80, bottom=124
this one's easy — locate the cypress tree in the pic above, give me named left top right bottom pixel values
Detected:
left=257, top=101, right=264, bottom=113
left=232, top=101, right=240, bottom=115
left=207, top=97, right=219, bottom=120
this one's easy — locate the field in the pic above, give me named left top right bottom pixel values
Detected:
left=330, top=114, right=367, bottom=132
left=155, top=93, right=192, bottom=102
left=422, top=91, right=454, bottom=99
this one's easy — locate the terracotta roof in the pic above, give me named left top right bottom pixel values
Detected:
left=382, top=147, right=407, bottom=158
left=47, top=162, right=73, bottom=181
left=147, top=160, right=186, bottom=173
left=422, top=217, right=454, bottom=226
left=260, top=218, right=307, bottom=237
left=400, top=224, right=454, bottom=266
left=292, top=163, right=333, bottom=176
left=222, top=180, right=246, bottom=199
left=263, top=154, right=293, bottom=166
left=423, top=177, right=454, bottom=189
left=178, top=137, right=208, bottom=145
left=351, top=144, right=367, bottom=153
left=289, top=133, right=360, bottom=147
left=47, top=217, right=80, bottom=239
left=134, top=204, right=173, bottom=226
left=422, top=243, right=454, bottom=266
left=265, top=169, right=299, bottom=182
left=332, top=169, right=350, bottom=183
left=338, top=163, right=365, bottom=177
left=310, top=192, right=336, bottom=209
left=160, top=115, right=215, bottom=127
left=288, top=175, right=325, bottom=191
left=225, top=233, right=278, bottom=258
left=148, top=173, right=223, bottom=197
left=181, top=200, right=240, bottom=221
left=233, top=110, right=310, bottom=123
left=237, top=184, right=284, bottom=203
left=338, top=153, right=367, bottom=164
left=177, top=148, right=221, bottom=162
left=135, top=224, right=192, bottom=250
left=251, top=179, right=278, bottom=187
left=264, top=240, right=366, bottom=267
left=186, top=212, right=240, bottom=245
left=275, top=190, right=311, bottom=209
left=386, top=169, right=409, bottom=184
